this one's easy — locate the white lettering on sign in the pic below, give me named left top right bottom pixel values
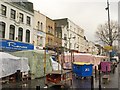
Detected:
left=8, top=42, right=15, bottom=47
left=8, top=42, right=27, bottom=49
left=85, top=68, right=90, bottom=71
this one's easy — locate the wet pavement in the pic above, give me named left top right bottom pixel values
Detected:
left=1, top=63, right=119, bottom=89
left=1, top=77, right=46, bottom=89
left=94, top=64, right=119, bottom=89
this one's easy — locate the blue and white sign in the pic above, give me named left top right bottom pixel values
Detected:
left=37, top=31, right=46, bottom=37
left=0, top=39, right=34, bottom=51
left=85, top=68, right=90, bottom=72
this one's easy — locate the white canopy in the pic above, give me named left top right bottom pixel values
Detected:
left=0, top=52, right=30, bottom=78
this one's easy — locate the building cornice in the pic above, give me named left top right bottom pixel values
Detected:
left=5, top=2, right=34, bottom=16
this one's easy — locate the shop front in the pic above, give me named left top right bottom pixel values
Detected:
left=0, top=39, right=34, bottom=52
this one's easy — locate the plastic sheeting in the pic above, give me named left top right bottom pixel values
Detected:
left=11, top=50, right=52, bottom=79
left=50, top=56, right=61, bottom=71
left=59, top=53, right=108, bottom=70
left=0, top=52, right=29, bottom=78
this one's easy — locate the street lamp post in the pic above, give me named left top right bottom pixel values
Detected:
left=105, top=0, right=113, bottom=61
left=105, top=0, right=112, bottom=46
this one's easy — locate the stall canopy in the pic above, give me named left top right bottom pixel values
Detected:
left=59, top=53, right=108, bottom=70
left=11, top=50, right=53, bottom=79
left=0, top=52, right=29, bottom=78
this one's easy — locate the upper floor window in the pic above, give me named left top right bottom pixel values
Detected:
left=51, top=39, right=53, bottom=45
left=48, top=38, right=50, bottom=45
left=9, top=25, right=15, bottom=40
left=1, top=5, right=6, bottom=16
left=19, top=13, right=24, bottom=23
left=64, top=34, right=67, bottom=40
left=59, top=32, right=61, bottom=38
left=51, top=27, right=53, bottom=34
left=64, top=43, right=67, bottom=47
left=47, top=38, right=52, bottom=45
left=18, top=27, right=23, bottom=41
left=40, top=22, right=43, bottom=31
left=26, top=16, right=31, bottom=25
left=0, top=22, right=5, bottom=38
left=11, top=9, right=16, bottom=19
left=37, top=21, right=40, bottom=30
left=55, top=30, right=57, bottom=37
left=26, top=29, right=30, bottom=43
left=48, top=26, right=50, bottom=33
left=37, top=36, right=43, bottom=46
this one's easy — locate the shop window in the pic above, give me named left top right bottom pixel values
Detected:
left=37, top=21, right=40, bottom=30
left=19, top=13, right=24, bottom=23
left=40, top=22, right=43, bottom=31
left=48, top=26, right=50, bottom=33
left=9, top=25, right=15, bottom=40
left=26, top=16, right=31, bottom=25
left=18, top=27, right=23, bottom=41
left=1, top=4, right=6, bottom=16
left=11, top=9, right=16, bottom=19
left=26, top=29, right=30, bottom=43
left=0, top=22, right=5, bottom=38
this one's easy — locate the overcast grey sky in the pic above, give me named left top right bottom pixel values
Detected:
left=28, top=0, right=118, bottom=43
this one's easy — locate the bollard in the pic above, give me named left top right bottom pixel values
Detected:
left=36, top=86, right=40, bottom=90
left=99, top=70, right=101, bottom=90
left=99, top=85, right=101, bottom=90
left=91, top=76, right=94, bottom=90
left=95, top=66, right=97, bottom=78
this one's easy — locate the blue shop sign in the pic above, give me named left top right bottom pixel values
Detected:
left=0, top=39, right=34, bottom=51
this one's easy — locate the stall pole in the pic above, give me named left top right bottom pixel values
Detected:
left=95, top=66, right=97, bottom=78
left=44, top=49, right=47, bottom=86
left=98, top=64, right=101, bottom=90
left=91, top=76, right=94, bottom=90
left=99, top=70, right=101, bottom=90
left=44, top=49, right=46, bottom=76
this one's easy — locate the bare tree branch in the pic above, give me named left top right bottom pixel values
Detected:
left=95, top=20, right=118, bottom=46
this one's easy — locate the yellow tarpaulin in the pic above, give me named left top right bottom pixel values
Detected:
left=73, top=62, right=92, bottom=65
left=104, top=46, right=112, bottom=51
